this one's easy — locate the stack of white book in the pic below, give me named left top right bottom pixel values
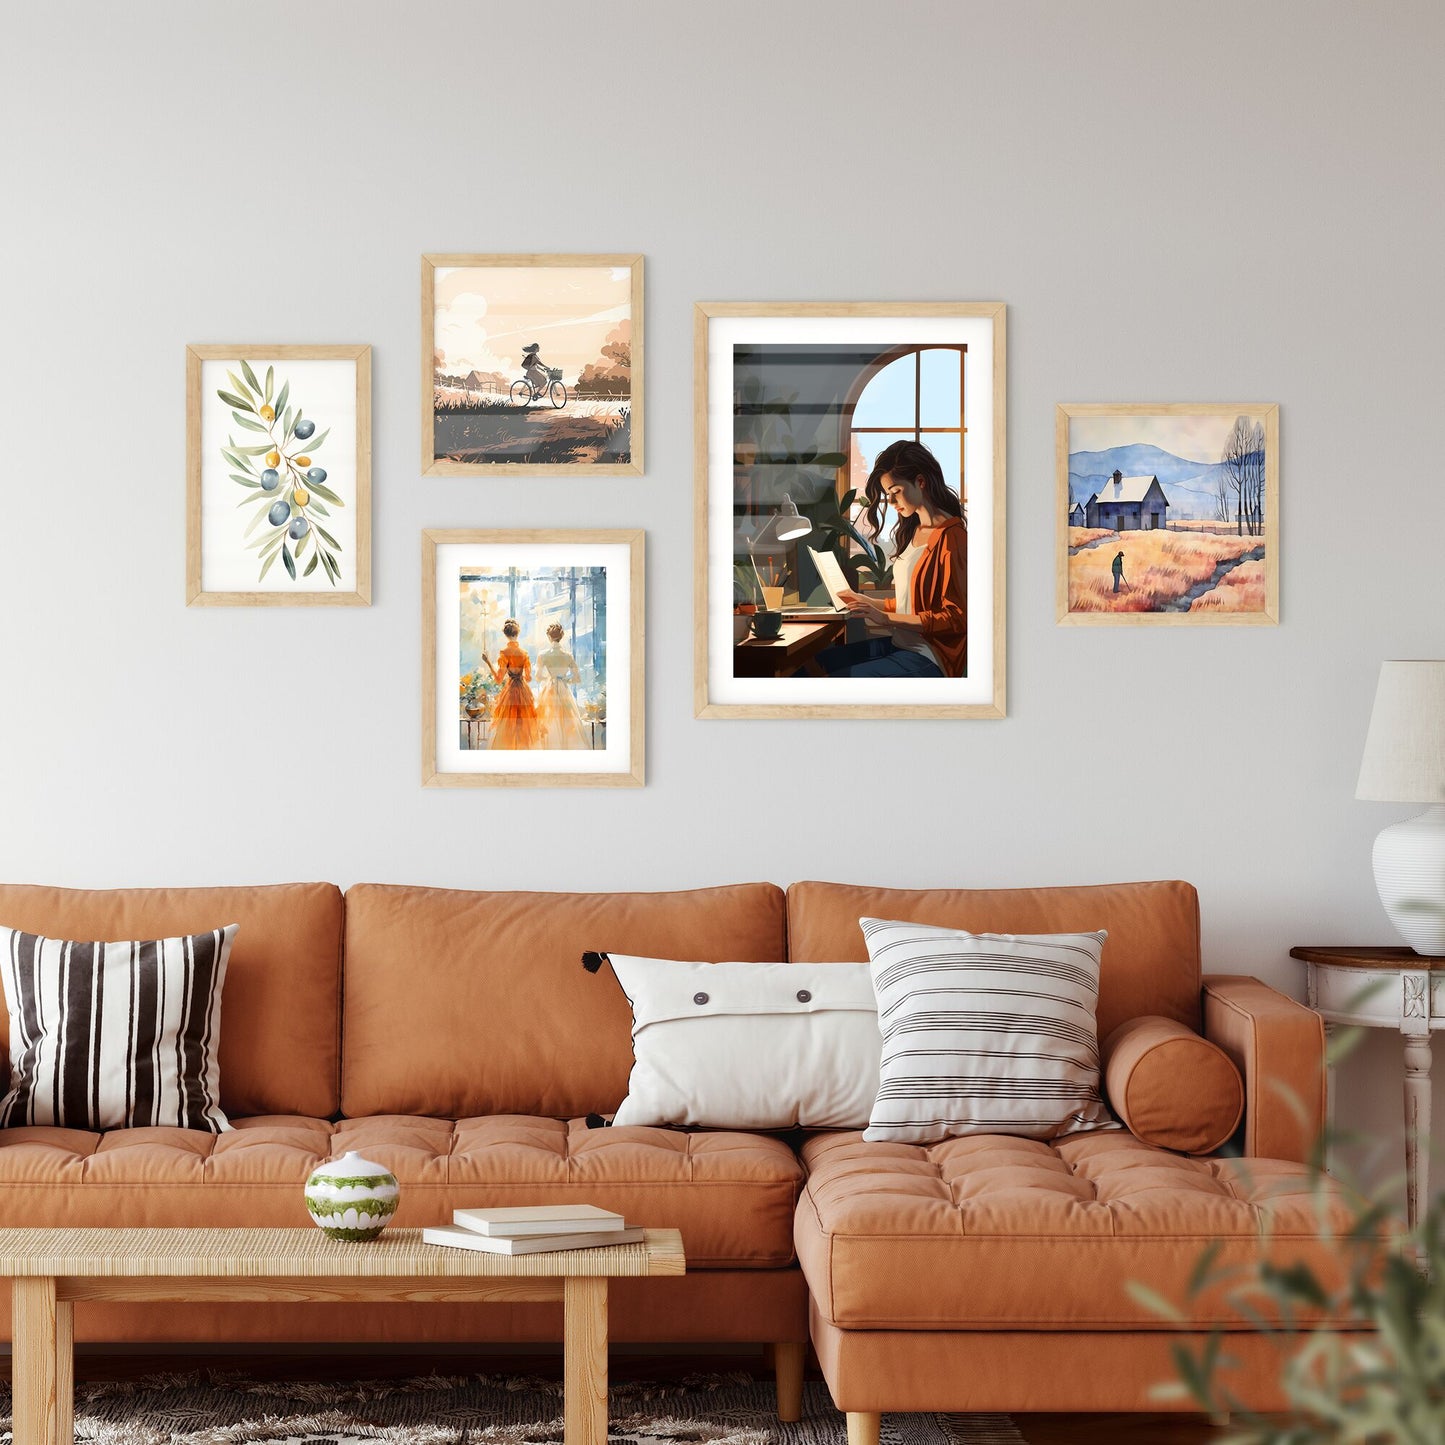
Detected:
left=422, top=1205, right=644, bottom=1256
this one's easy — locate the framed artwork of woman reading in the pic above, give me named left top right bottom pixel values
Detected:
left=694, top=302, right=1006, bottom=719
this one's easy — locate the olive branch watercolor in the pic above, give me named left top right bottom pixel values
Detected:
left=216, top=359, right=346, bottom=585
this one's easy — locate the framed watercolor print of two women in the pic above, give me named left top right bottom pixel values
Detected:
left=423, top=529, right=644, bottom=788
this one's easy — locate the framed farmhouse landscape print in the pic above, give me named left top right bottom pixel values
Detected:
left=422, top=529, right=644, bottom=788
left=1056, top=403, right=1279, bottom=625
left=422, top=254, right=643, bottom=475
left=186, top=345, right=371, bottom=606
left=694, top=302, right=1006, bottom=719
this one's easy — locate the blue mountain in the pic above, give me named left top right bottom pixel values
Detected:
left=1067, top=445, right=1228, bottom=521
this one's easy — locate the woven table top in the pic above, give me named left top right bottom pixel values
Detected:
left=0, top=1227, right=685, bottom=1279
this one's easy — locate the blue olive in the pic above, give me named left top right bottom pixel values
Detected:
left=267, top=501, right=290, bottom=527
left=306, top=467, right=327, bottom=484
left=260, top=468, right=280, bottom=490
left=293, top=418, right=316, bottom=440
left=288, top=517, right=310, bottom=540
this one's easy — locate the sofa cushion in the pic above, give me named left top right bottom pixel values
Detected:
left=0, top=884, right=343, bottom=1118
left=341, top=884, right=787, bottom=1119
left=0, top=1114, right=803, bottom=1269
left=786, top=880, right=1201, bottom=1039
left=796, top=1131, right=1362, bottom=1330
left=1103, top=1015, right=1244, bottom=1154
left=0, top=923, right=237, bottom=1132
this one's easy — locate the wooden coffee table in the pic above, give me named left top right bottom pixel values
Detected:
left=0, top=1225, right=685, bottom=1445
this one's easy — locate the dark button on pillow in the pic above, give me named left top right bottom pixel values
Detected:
left=796, top=989, right=812, bottom=1003
left=693, top=992, right=709, bottom=1006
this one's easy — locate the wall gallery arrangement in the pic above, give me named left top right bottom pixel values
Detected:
left=181, top=259, right=1284, bottom=783
left=421, top=529, right=645, bottom=789
left=1056, top=402, right=1280, bottom=625
left=186, top=345, right=371, bottom=606
left=421, top=254, right=644, bottom=476
left=693, top=302, right=1007, bottom=719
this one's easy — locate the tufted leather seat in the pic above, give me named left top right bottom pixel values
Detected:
left=797, top=1131, right=1362, bottom=1330
left=0, top=1115, right=803, bottom=1268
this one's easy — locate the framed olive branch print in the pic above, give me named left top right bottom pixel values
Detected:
left=186, top=344, right=371, bottom=606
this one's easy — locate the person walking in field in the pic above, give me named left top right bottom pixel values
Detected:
left=1112, top=550, right=1128, bottom=594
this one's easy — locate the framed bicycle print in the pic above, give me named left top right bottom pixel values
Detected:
left=421, top=254, right=643, bottom=475
left=186, top=344, right=371, bottom=606
left=693, top=302, right=1006, bottom=719
left=422, top=528, right=645, bottom=788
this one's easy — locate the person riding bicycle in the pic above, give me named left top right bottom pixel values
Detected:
left=520, top=343, right=550, bottom=396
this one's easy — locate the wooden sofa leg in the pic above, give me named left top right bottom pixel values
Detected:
left=846, top=1412, right=881, bottom=1445
left=773, top=1341, right=805, bottom=1421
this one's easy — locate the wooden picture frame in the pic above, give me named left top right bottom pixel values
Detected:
left=421, top=254, right=644, bottom=476
left=422, top=528, right=645, bottom=788
left=186, top=344, right=371, bottom=606
left=1056, top=402, right=1279, bottom=626
left=693, top=302, right=1007, bottom=719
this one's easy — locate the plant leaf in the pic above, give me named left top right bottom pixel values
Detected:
left=230, top=474, right=261, bottom=489
left=310, top=500, right=330, bottom=517
left=314, top=523, right=342, bottom=550
left=264, top=365, right=274, bottom=404
left=275, top=379, right=290, bottom=419
left=232, top=412, right=268, bottom=433
left=258, top=548, right=280, bottom=583
left=221, top=448, right=255, bottom=473
left=240, top=359, right=262, bottom=394
left=304, top=552, right=319, bottom=577
left=282, top=543, right=296, bottom=580
left=303, top=426, right=330, bottom=453
left=217, top=389, right=254, bottom=412
left=226, top=370, right=255, bottom=403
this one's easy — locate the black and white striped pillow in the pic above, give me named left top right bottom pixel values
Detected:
left=0, top=923, right=237, bottom=1133
left=860, top=917, right=1115, bottom=1144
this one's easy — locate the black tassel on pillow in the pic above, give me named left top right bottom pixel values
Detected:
left=581, top=951, right=609, bottom=974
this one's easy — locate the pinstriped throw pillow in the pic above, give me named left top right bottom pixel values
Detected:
left=860, top=917, right=1115, bottom=1144
left=0, top=923, right=237, bottom=1133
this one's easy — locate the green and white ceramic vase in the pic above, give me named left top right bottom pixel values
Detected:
left=304, top=1151, right=399, bottom=1242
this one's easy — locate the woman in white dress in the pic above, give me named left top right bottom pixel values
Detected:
left=534, top=624, right=590, bottom=749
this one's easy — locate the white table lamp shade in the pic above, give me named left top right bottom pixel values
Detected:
left=1355, top=661, right=1445, bottom=802
left=1356, top=660, right=1445, bottom=954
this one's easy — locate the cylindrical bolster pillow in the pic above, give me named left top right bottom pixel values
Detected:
left=1102, top=1016, right=1244, bottom=1155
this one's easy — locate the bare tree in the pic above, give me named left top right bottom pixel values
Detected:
left=1214, top=462, right=1233, bottom=524
left=1220, top=415, right=1257, bottom=537
left=1243, top=419, right=1266, bottom=536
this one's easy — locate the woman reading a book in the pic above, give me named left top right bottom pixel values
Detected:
left=820, top=439, right=968, bottom=678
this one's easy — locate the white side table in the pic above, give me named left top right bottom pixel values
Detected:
left=1292, top=945, right=1444, bottom=1240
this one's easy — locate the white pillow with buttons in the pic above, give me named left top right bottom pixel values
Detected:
left=598, top=954, right=881, bottom=1130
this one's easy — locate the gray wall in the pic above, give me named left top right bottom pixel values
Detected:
left=2, top=1, right=1442, bottom=1196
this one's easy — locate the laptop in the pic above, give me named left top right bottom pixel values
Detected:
left=783, top=547, right=852, bottom=616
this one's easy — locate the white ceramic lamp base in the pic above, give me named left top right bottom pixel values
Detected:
left=1373, top=803, right=1445, bottom=955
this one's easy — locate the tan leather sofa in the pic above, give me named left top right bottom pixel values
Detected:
left=0, top=878, right=1363, bottom=1422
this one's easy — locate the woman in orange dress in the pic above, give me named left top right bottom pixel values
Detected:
left=482, top=619, right=539, bottom=750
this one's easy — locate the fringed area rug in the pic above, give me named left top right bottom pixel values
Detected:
left=0, top=1372, right=1025, bottom=1445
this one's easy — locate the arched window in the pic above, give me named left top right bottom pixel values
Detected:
left=842, top=346, right=966, bottom=555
